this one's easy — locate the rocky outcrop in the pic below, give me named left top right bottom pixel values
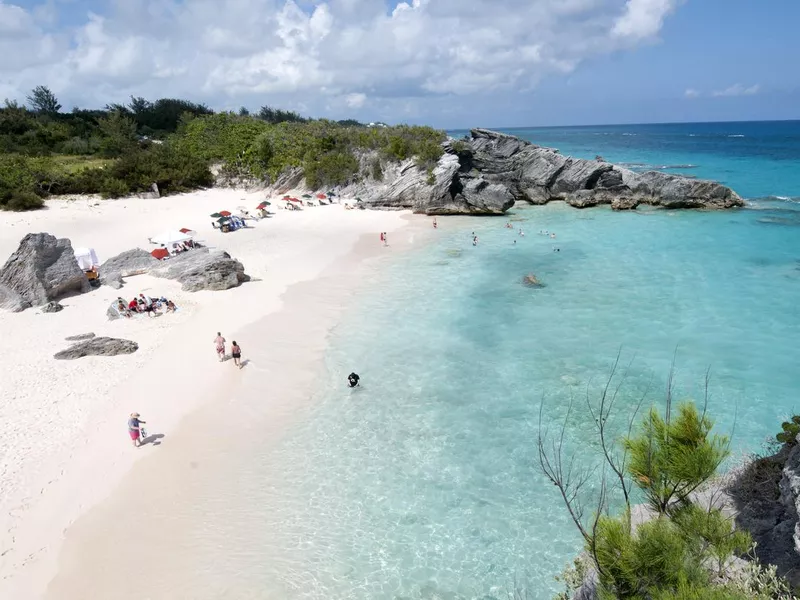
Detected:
left=0, top=233, right=90, bottom=312
left=728, top=442, right=800, bottom=587
left=54, top=336, right=138, bottom=359
left=150, top=248, right=249, bottom=292
left=284, top=129, right=742, bottom=215
left=99, top=248, right=159, bottom=289
left=461, top=129, right=743, bottom=211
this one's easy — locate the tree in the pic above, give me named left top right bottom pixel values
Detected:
left=97, top=110, right=138, bottom=157
left=537, top=355, right=748, bottom=599
left=625, top=374, right=730, bottom=515
left=238, top=106, right=250, bottom=117
left=26, top=86, right=61, bottom=114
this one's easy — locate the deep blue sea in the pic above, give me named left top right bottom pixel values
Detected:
left=222, top=123, right=800, bottom=599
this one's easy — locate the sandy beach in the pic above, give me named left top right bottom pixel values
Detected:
left=0, top=190, right=416, bottom=599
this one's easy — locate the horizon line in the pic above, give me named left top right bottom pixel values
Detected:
left=445, top=118, right=800, bottom=131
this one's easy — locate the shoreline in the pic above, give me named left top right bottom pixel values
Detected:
left=0, top=190, right=422, bottom=599
left=43, top=227, right=425, bottom=598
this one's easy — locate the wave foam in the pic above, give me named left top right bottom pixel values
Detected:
left=728, top=134, right=745, bottom=138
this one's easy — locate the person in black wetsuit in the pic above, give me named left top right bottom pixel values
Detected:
left=348, top=373, right=360, bottom=388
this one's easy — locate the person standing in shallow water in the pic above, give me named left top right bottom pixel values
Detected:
left=231, top=341, right=243, bottom=369
left=214, top=332, right=226, bottom=362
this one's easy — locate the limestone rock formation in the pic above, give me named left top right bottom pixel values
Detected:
left=150, top=248, right=249, bottom=292
left=54, top=337, right=138, bottom=359
left=98, top=248, right=159, bottom=289
left=728, top=442, right=800, bottom=587
left=0, top=233, right=89, bottom=312
left=462, top=129, right=743, bottom=211
left=0, top=284, right=26, bottom=312
left=306, top=129, right=743, bottom=215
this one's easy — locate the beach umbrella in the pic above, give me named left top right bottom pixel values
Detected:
left=151, top=248, right=169, bottom=260
left=287, top=197, right=301, bottom=203
left=302, top=194, right=312, bottom=199
left=219, top=210, right=232, bottom=217
left=257, top=201, right=271, bottom=209
left=179, top=228, right=196, bottom=235
left=217, top=216, right=230, bottom=224
left=316, top=193, right=327, bottom=199
left=151, top=230, right=193, bottom=245
left=210, top=212, right=222, bottom=218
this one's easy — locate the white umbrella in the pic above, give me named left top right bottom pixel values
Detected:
left=150, top=230, right=193, bottom=245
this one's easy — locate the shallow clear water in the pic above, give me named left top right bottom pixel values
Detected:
left=245, top=199, right=800, bottom=599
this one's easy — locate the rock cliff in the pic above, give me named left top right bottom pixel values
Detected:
left=268, top=129, right=743, bottom=215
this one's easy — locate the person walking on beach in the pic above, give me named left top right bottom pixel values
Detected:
left=383, top=232, right=388, bottom=247
left=433, top=218, right=438, bottom=229
left=128, top=412, right=146, bottom=448
left=231, top=341, right=243, bottom=369
left=214, top=332, right=226, bottom=362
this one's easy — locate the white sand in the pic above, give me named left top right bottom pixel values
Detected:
left=0, top=190, right=414, bottom=598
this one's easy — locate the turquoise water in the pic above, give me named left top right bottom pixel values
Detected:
left=247, top=123, right=800, bottom=599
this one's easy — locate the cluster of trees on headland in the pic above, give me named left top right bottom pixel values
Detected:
left=0, top=86, right=446, bottom=211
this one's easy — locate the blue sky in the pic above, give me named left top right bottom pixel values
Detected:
left=1, top=0, right=798, bottom=127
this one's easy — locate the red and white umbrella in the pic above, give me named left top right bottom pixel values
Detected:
left=151, top=248, right=169, bottom=260
left=316, top=193, right=326, bottom=199
left=219, top=210, right=232, bottom=217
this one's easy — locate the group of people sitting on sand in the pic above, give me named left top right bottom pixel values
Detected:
left=116, top=294, right=178, bottom=318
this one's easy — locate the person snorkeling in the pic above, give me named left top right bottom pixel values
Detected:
left=347, top=372, right=360, bottom=388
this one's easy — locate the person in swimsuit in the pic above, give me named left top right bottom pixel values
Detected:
left=231, top=341, right=242, bottom=369
left=128, top=412, right=146, bottom=447
left=214, top=332, right=226, bottom=361
left=348, top=372, right=360, bottom=388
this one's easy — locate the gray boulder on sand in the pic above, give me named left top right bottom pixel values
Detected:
left=150, top=248, right=250, bottom=292
left=41, top=301, right=64, bottom=313
left=98, top=248, right=160, bottom=289
left=54, top=336, right=138, bottom=360
left=0, top=233, right=89, bottom=312
left=65, top=332, right=96, bottom=342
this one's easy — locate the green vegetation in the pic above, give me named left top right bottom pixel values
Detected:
left=776, top=416, right=800, bottom=445
left=539, top=358, right=797, bottom=600
left=0, top=86, right=447, bottom=211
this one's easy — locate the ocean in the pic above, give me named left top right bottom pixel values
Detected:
left=140, top=122, right=800, bottom=599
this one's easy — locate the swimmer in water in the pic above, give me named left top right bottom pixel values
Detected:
left=347, top=372, right=360, bottom=388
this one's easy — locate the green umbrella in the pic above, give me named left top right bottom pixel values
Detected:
left=302, top=194, right=312, bottom=199
left=217, top=216, right=230, bottom=224
left=210, top=212, right=222, bottom=218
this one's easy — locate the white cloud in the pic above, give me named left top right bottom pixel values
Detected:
left=345, top=93, right=367, bottom=108
left=712, top=83, right=760, bottom=97
left=0, top=0, right=684, bottom=120
left=684, top=88, right=700, bottom=98
left=612, top=0, right=681, bottom=41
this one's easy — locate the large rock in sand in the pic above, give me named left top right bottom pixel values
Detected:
left=99, top=248, right=160, bottom=289
left=0, top=233, right=89, bottom=312
left=54, top=337, right=138, bottom=359
left=150, top=248, right=249, bottom=292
